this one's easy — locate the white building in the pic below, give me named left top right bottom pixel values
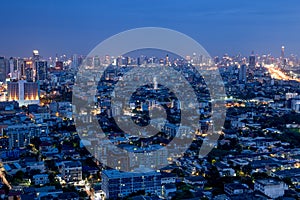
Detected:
left=61, top=161, right=82, bottom=182
left=291, top=99, right=300, bottom=113
left=5, top=123, right=49, bottom=149
left=101, top=169, right=162, bottom=199
left=254, top=179, right=287, bottom=199
left=32, top=174, right=49, bottom=185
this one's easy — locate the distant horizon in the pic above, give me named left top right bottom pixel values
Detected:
left=0, top=47, right=296, bottom=60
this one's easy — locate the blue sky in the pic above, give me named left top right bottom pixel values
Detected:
left=1, top=0, right=300, bottom=58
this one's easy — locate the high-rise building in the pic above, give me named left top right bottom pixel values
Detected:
left=24, top=60, right=34, bottom=81
left=72, top=54, right=79, bottom=69
left=249, top=52, right=256, bottom=67
left=8, top=80, right=40, bottom=106
left=33, top=50, right=40, bottom=61
left=93, top=56, right=100, bottom=68
left=239, top=64, right=247, bottom=83
left=280, top=46, right=287, bottom=68
left=35, top=61, right=48, bottom=81
left=281, top=46, right=285, bottom=59
left=101, top=169, right=162, bottom=199
left=17, top=59, right=25, bottom=79
left=25, top=68, right=34, bottom=82
left=0, top=57, right=7, bottom=83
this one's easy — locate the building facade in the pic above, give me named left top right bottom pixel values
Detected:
left=61, top=161, right=82, bottom=182
left=101, top=169, right=162, bottom=199
left=254, top=179, right=287, bottom=199
left=7, top=80, right=40, bottom=106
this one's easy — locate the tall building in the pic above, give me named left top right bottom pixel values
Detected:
left=239, top=64, right=247, bottom=83
left=281, top=46, right=287, bottom=68
left=17, top=59, right=25, bottom=79
left=25, top=68, right=34, bottom=82
left=9, top=57, right=17, bottom=79
left=8, top=80, right=40, bottom=106
left=93, top=56, right=100, bottom=68
left=0, top=57, right=7, bottom=83
left=35, top=61, right=48, bottom=81
left=281, top=46, right=285, bottom=59
left=33, top=50, right=40, bottom=61
left=249, top=52, right=256, bottom=67
left=72, top=54, right=79, bottom=69
left=101, top=169, right=162, bottom=199
left=24, top=60, right=34, bottom=81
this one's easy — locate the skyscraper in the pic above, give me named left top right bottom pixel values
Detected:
left=239, top=64, right=247, bottom=83
left=249, top=51, right=256, bottom=67
left=0, top=57, right=7, bottom=83
left=33, top=50, right=40, bottom=61
left=35, top=61, right=48, bottom=81
left=281, top=46, right=285, bottom=59
left=281, top=46, right=287, bottom=68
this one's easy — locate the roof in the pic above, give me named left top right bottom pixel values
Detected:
left=102, top=169, right=161, bottom=179
left=255, top=179, right=283, bottom=186
left=273, top=168, right=300, bottom=178
left=58, top=192, right=79, bottom=199
left=164, top=183, right=176, bottom=190
left=225, top=183, right=248, bottom=190
left=184, top=175, right=206, bottom=182
left=63, top=161, right=81, bottom=168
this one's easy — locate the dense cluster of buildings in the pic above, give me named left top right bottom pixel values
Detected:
left=0, top=48, right=299, bottom=199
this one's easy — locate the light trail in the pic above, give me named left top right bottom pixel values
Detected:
left=264, top=64, right=300, bottom=82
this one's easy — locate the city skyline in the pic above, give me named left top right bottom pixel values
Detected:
left=1, top=0, right=300, bottom=58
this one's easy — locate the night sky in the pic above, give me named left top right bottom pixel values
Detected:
left=1, top=0, right=300, bottom=58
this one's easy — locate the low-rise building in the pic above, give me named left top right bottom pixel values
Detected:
left=61, top=161, right=82, bottom=182
left=101, top=169, right=162, bottom=199
left=254, top=179, right=287, bottom=199
left=32, top=174, right=49, bottom=185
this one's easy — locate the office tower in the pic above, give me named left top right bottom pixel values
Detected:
left=8, top=80, right=40, bottom=106
left=9, top=57, right=17, bottom=79
left=165, top=54, right=170, bottom=66
left=25, top=68, right=34, bottom=82
left=72, top=54, right=79, bottom=69
left=116, top=56, right=122, bottom=67
left=124, top=56, right=131, bottom=66
left=35, top=61, right=48, bottom=81
left=33, top=50, right=40, bottom=61
left=281, top=46, right=287, bottom=68
left=93, top=56, right=100, bottom=68
left=249, top=51, right=256, bottom=67
left=281, top=46, right=285, bottom=59
left=239, top=64, right=247, bottom=83
left=0, top=57, right=6, bottom=83
left=17, top=59, right=25, bottom=79
left=101, top=169, right=162, bottom=199
left=24, top=60, right=34, bottom=81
